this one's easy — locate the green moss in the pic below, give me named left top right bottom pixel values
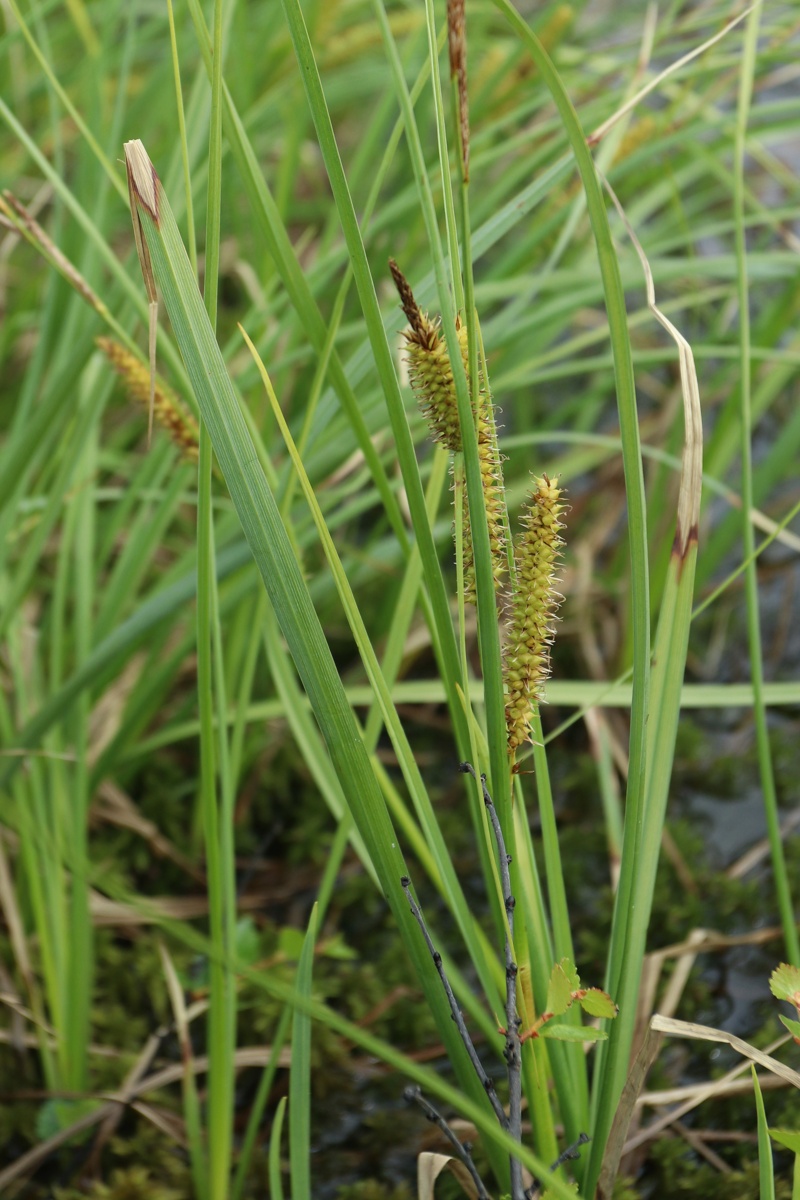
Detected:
left=54, top=1165, right=186, bottom=1200
left=4, top=695, right=793, bottom=1199
left=673, top=718, right=757, bottom=798
left=648, top=1138, right=793, bottom=1198
left=771, top=723, right=800, bottom=805
left=335, top=1182, right=412, bottom=1200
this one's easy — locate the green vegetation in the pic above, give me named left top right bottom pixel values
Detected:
left=1, top=1, right=799, bottom=1197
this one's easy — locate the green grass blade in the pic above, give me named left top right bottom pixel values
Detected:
left=182, top=0, right=411, bottom=559
left=232, top=1005, right=291, bottom=1200
left=268, top=1095, right=287, bottom=1200
left=196, top=428, right=235, bottom=1200
left=275, top=0, right=476, bottom=786
left=243, top=327, right=503, bottom=1016
left=123, top=137, right=505, bottom=1150
left=733, top=1, right=798, bottom=966
left=196, top=3, right=236, bottom=1192
left=0, top=541, right=254, bottom=789
left=482, top=7, right=650, bottom=1183
left=752, top=1066, right=776, bottom=1200
left=289, top=904, right=318, bottom=1200
left=165, top=0, right=197, bottom=278
left=363, top=445, right=449, bottom=753
left=4, top=0, right=124, bottom=201
left=89, top=874, right=582, bottom=1200
left=262, top=604, right=376, bottom=883
left=159, top=942, right=208, bottom=1200
left=372, top=0, right=510, bottom=825
left=64, top=425, right=95, bottom=1093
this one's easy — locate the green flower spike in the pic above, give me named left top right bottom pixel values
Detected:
left=460, top=395, right=505, bottom=605
left=98, top=337, right=199, bottom=461
left=504, top=474, right=565, bottom=756
left=389, top=258, right=506, bottom=604
left=389, top=257, right=463, bottom=452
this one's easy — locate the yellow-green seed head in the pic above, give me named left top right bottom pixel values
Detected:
left=97, top=337, right=199, bottom=462
left=461, top=396, right=507, bottom=605
left=404, top=319, right=466, bottom=452
left=388, top=258, right=507, bottom=602
left=389, top=257, right=469, bottom=452
left=504, top=475, right=565, bottom=755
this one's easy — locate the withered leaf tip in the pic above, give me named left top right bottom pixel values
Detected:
left=124, top=139, right=159, bottom=223
left=123, top=138, right=159, bottom=443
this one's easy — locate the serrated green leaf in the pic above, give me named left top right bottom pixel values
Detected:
left=546, top=962, right=574, bottom=1018
left=579, top=988, right=618, bottom=1020
left=560, top=957, right=581, bottom=992
left=770, top=963, right=800, bottom=1004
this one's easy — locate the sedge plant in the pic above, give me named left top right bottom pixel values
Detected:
left=1, top=2, right=799, bottom=1198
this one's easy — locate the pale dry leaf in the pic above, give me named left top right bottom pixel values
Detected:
left=123, top=138, right=160, bottom=442
left=418, top=1151, right=481, bottom=1200
left=650, top=1014, right=800, bottom=1089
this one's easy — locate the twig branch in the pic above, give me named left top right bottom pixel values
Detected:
left=404, top=1086, right=490, bottom=1200
left=527, top=1132, right=591, bottom=1200
left=401, top=876, right=508, bottom=1130
left=404, top=766, right=589, bottom=1200
left=461, top=762, right=524, bottom=1200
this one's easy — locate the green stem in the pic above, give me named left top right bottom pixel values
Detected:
left=198, top=3, right=235, bottom=1194
left=733, top=2, right=798, bottom=966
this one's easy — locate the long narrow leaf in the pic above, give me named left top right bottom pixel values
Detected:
left=241, top=325, right=502, bottom=1016
left=123, top=137, right=505, bottom=1157
left=275, top=0, right=476, bottom=792
left=289, top=905, right=318, bottom=1200
left=752, top=1067, right=776, bottom=1200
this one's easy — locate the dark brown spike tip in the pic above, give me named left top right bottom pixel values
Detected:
left=388, top=257, right=427, bottom=338
left=447, top=0, right=466, bottom=77
left=447, top=0, right=470, bottom=181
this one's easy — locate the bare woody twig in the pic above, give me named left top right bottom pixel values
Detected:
left=401, top=876, right=508, bottom=1131
left=461, top=762, right=523, bottom=1200
left=404, top=1086, right=490, bottom=1200
left=527, top=1133, right=591, bottom=1200
left=404, top=766, right=591, bottom=1200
